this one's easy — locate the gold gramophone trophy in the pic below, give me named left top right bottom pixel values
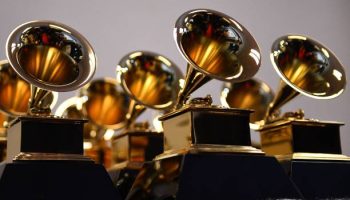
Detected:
left=256, top=35, right=349, bottom=199
left=126, top=9, right=302, bottom=200
left=0, top=60, right=57, bottom=162
left=110, top=51, right=183, bottom=199
left=0, top=21, right=121, bottom=199
left=80, top=78, right=130, bottom=167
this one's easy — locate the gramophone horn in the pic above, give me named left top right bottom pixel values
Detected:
left=6, top=20, right=96, bottom=114
left=79, top=78, right=130, bottom=130
left=221, top=78, right=275, bottom=125
left=117, top=51, right=183, bottom=125
left=265, top=35, right=346, bottom=121
left=174, top=9, right=261, bottom=107
left=0, top=60, right=57, bottom=116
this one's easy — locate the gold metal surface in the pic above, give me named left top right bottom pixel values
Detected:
left=174, top=9, right=261, bottom=107
left=265, top=35, right=346, bottom=121
left=117, top=51, right=183, bottom=110
left=0, top=60, right=30, bottom=116
left=14, top=152, right=93, bottom=161
left=0, top=60, right=57, bottom=116
left=17, top=45, right=79, bottom=85
left=221, top=78, right=275, bottom=125
left=6, top=20, right=96, bottom=115
left=117, top=51, right=183, bottom=127
left=80, top=78, right=130, bottom=130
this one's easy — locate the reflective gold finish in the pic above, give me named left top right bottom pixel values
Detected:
left=0, top=112, right=8, bottom=161
left=0, top=60, right=57, bottom=116
left=117, top=51, right=183, bottom=126
left=6, top=20, right=96, bottom=115
left=80, top=78, right=130, bottom=130
left=174, top=9, right=261, bottom=107
left=221, top=79, right=274, bottom=124
left=266, top=35, right=346, bottom=121
left=0, top=60, right=30, bottom=116
left=55, top=96, right=84, bottom=119
left=17, top=45, right=79, bottom=85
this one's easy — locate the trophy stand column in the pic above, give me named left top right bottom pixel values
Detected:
left=0, top=116, right=121, bottom=200
left=260, top=119, right=350, bottom=199
left=126, top=104, right=303, bottom=199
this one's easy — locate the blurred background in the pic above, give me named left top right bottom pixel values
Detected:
left=0, top=0, right=349, bottom=154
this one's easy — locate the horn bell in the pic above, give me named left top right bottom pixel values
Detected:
left=266, top=35, right=347, bottom=120
left=174, top=9, right=261, bottom=107
left=6, top=20, right=96, bottom=92
left=79, top=78, right=130, bottom=130
left=117, top=51, right=183, bottom=110
left=221, top=78, right=275, bottom=124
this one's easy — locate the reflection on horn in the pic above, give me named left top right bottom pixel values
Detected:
left=265, top=35, right=346, bottom=122
left=0, top=60, right=58, bottom=117
left=221, top=78, right=275, bottom=127
left=6, top=20, right=96, bottom=115
left=117, top=51, right=183, bottom=126
left=79, top=78, right=130, bottom=130
left=173, top=9, right=261, bottom=108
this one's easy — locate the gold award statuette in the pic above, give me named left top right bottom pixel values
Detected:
left=127, top=9, right=302, bottom=200
left=0, top=60, right=57, bottom=161
left=5, top=20, right=96, bottom=162
left=113, top=50, right=183, bottom=167
left=0, top=21, right=121, bottom=199
left=259, top=35, right=347, bottom=162
left=111, top=51, right=183, bottom=199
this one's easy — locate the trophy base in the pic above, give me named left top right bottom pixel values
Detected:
left=0, top=160, right=121, bottom=199
left=0, top=116, right=122, bottom=199
left=110, top=127, right=164, bottom=199
left=276, top=153, right=350, bottom=199
left=109, top=161, right=143, bottom=199
left=290, top=159, right=350, bottom=199
left=127, top=150, right=303, bottom=199
left=260, top=119, right=350, bottom=199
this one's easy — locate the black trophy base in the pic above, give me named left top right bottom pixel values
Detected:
left=127, top=153, right=302, bottom=200
left=290, top=159, right=350, bottom=199
left=0, top=160, right=121, bottom=199
left=109, top=166, right=141, bottom=199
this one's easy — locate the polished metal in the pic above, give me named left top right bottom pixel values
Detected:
left=117, top=51, right=183, bottom=126
left=265, top=35, right=346, bottom=121
left=80, top=78, right=130, bottom=130
left=0, top=60, right=57, bottom=116
left=174, top=9, right=261, bottom=107
left=6, top=20, right=96, bottom=115
left=221, top=78, right=275, bottom=125
left=55, top=96, right=84, bottom=119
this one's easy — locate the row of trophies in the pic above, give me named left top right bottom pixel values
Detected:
left=0, top=8, right=348, bottom=199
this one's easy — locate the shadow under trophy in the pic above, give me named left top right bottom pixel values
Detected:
left=0, top=21, right=121, bottom=199
left=126, top=9, right=302, bottom=200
